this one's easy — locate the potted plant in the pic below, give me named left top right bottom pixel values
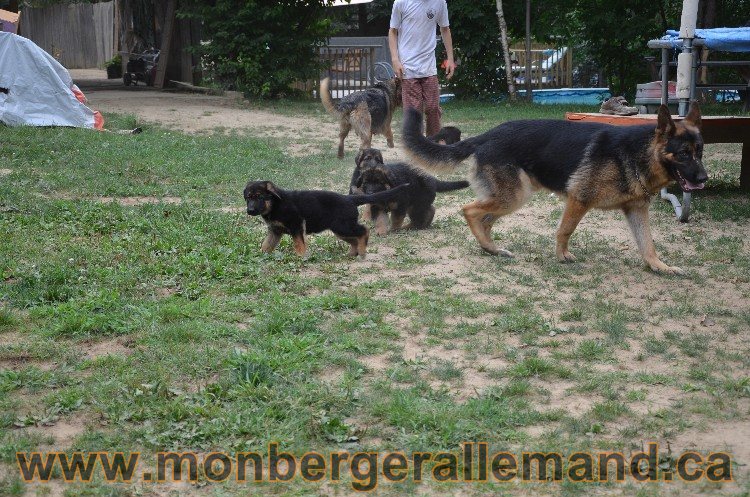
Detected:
left=105, top=54, right=122, bottom=79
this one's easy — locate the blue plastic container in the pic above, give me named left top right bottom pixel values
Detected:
left=439, top=93, right=455, bottom=104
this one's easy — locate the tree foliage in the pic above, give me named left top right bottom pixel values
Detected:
left=367, top=0, right=750, bottom=98
left=180, top=0, right=335, bottom=98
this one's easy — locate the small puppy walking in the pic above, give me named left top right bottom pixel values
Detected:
left=244, top=180, right=408, bottom=258
left=350, top=148, right=469, bottom=235
left=402, top=105, right=708, bottom=273
left=320, top=77, right=402, bottom=158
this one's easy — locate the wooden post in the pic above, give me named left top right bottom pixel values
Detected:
left=524, top=0, right=532, bottom=101
left=741, top=141, right=750, bottom=192
left=153, top=0, right=176, bottom=89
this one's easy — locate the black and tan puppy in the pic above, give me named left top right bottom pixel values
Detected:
left=350, top=148, right=469, bottom=236
left=244, top=180, right=408, bottom=258
left=429, top=126, right=462, bottom=145
left=402, top=105, right=708, bottom=274
left=320, top=77, right=402, bottom=159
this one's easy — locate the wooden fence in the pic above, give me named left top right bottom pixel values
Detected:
left=510, top=42, right=572, bottom=89
left=21, top=1, right=114, bottom=69
left=293, top=45, right=377, bottom=99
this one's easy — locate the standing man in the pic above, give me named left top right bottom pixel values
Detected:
left=389, top=0, right=456, bottom=137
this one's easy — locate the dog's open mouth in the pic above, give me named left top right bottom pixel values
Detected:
left=675, top=170, right=705, bottom=192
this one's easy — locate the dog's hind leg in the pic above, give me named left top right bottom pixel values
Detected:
left=356, top=228, right=369, bottom=258
left=350, top=104, right=373, bottom=150
left=556, top=198, right=589, bottom=262
left=462, top=199, right=516, bottom=257
left=338, top=119, right=351, bottom=159
left=405, top=205, right=435, bottom=229
left=384, top=114, right=395, bottom=148
left=623, top=205, right=683, bottom=274
left=336, top=235, right=360, bottom=256
left=390, top=211, right=407, bottom=230
left=335, top=225, right=369, bottom=259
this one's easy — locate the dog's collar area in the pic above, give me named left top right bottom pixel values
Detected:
left=633, top=166, right=654, bottom=198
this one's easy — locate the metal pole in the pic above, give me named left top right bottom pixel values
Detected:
left=676, top=0, right=698, bottom=117
left=661, top=47, right=669, bottom=105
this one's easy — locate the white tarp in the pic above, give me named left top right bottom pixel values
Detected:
left=0, top=32, right=98, bottom=128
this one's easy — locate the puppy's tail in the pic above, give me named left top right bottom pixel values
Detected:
left=351, top=184, right=410, bottom=206
left=403, top=108, right=479, bottom=173
left=435, top=179, right=470, bottom=193
left=320, top=78, right=340, bottom=118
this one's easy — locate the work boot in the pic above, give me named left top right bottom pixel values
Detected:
left=600, top=96, right=638, bottom=116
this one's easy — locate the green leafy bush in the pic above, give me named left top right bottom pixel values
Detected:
left=180, top=0, right=334, bottom=98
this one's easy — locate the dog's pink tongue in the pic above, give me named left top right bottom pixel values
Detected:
left=680, top=178, right=705, bottom=191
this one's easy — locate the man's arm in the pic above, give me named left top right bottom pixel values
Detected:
left=388, top=28, right=404, bottom=79
left=440, top=26, right=456, bottom=80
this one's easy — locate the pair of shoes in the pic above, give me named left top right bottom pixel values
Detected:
left=599, top=96, right=638, bottom=116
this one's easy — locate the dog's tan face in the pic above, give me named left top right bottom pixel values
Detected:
left=655, top=104, right=708, bottom=192
left=243, top=181, right=281, bottom=216
left=355, top=148, right=384, bottom=170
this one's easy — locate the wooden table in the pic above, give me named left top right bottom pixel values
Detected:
left=565, top=112, right=750, bottom=191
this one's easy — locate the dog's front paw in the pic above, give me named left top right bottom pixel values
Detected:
left=481, top=245, right=514, bottom=258
left=375, top=227, right=389, bottom=236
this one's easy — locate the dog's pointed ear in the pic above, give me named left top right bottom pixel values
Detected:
left=656, top=105, right=676, bottom=137
left=685, top=101, right=702, bottom=128
left=265, top=181, right=282, bottom=199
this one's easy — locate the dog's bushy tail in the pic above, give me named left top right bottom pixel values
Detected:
left=351, top=184, right=410, bottom=206
left=435, top=179, right=470, bottom=193
left=402, top=108, right=479, bottom=173
left=320, top=78, right=340, bottom=118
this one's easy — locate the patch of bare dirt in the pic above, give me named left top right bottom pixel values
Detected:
left=26, top=416, right=87, bottom=449
left=216, top=205, right=244, bottom=214
left=86, top=89, right=410, bottom=159
left=83, top=338, right=133, bottom=360
left=0, top=168, right=11, bottom=176
left=541, top=379, right=599, bottom=417
left=665, top=419, right=750, bottom=476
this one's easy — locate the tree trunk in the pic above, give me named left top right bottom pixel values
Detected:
left=524, top=0, right=532, bottom=102
left=495, top=0, right=516, bottom=101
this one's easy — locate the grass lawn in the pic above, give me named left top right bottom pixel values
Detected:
left=0, top=98, right=749, bottom=497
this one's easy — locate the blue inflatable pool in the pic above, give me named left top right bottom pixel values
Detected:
left=516, top=88, right=611, bottom=105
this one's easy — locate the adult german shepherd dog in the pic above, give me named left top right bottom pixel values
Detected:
left=320, top=77, right=402, bottom=159
left=402, top=105, right=708, bottom=274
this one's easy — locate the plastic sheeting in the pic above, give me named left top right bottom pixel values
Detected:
left=661, top=27, right=750, bottom=52
left=0, top=32, right=102, bottom=128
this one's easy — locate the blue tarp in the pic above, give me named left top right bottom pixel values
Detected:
left=661, top=27, right=750, bottom=52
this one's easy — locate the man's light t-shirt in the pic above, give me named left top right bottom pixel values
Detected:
left=390, top=0, right=449, bottom=79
